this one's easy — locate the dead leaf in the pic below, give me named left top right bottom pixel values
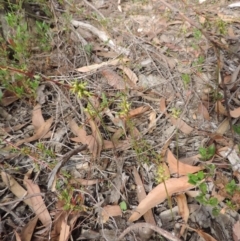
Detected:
left=167, top=149, right=203, bottom=175
left=170, top=117, right=193, bottom=134
left=193, top=228, right=218, bottom=241
left=176, top=194, right=189, bottom=236
left=216, top=118, right=230, bottom=135
left=101, top=205, right=122, bottom=223
left=76, top=58, right=129, bottom=72
left=32, top=104, right=45, bottom=130
left=128, top=176, right=195, bottom=222
left=159, top=98, right=167, bottom=112
left=215, top=101, right=228, bottom=116
left=198, top=103, right=210, bottom=120
left=69, top=118, right=98, bottom=158
left=132, top=167, right=156, bottom=226
left=3, top=123, right=28, bottom=133
left=1, top=171, right=32, bottom=207
left=15, top=117, right=53, bottom=147
left=24, top=169, right=51, bottom=227
left=148, top=111, right=157, bottom=133
left=20, top=216, right=38, bottom=241
left=85, top=112, right=103, bottom=159
left=59, top=218, right=70, bottom=241
left=14, top=230, right=22, bottom=241
left=101, top=68, right=127, bottom=90
left=0, top=90, right=19, bottom=106
left=230, top=107, right=240, bottom=118
left=233, top=220, right=240, bottom=241
left=128, top=106, right=150, bottom=118
left=118, top=65, right=138, bottom=85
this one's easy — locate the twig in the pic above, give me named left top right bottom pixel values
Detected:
left=116, top=223, right=181, bottom=241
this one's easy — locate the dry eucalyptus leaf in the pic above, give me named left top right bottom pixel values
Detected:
left=128, top=176, right=195, bottom=222
left=101, top=205, right=122, bottom=223
left=15, top=117, right=53, bottom=147
left=20, top=216, right=38, bottom=241
left=167, top=149, right=203, bottom=175
left=24, top=169, right=51, bottom=227
left=1, top=171, right=32, bottom=207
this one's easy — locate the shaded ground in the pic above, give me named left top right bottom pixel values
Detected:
left=1, top=0, right=240, bottom=240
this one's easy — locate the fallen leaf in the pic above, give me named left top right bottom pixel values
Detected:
left=128, top=176, right=195, bottom=222
left=3, top=123, right=28, bottom=133
left=14, top=230, right=22, bottom=241
left=198, top=103, right=210, bottom=120
left=20, top=216, right=38, bottom=241
left=215, top=101, right=228, bottom=116
left=216, top=118, right=230, bottom=135
left=0, top=90, right=19, bottom=106
left=24, top=169, right=51, bottom=227
left=193, top=228, right=218, bottom=241
left=148, top=111, right=157, bottom=133
left=118, top=65, right=138, bottom=85
left=233, top=220, right=240, bottom=241
left=167, top=149, right=203, bottom=175
left=128, top=106, right=150, bottom=118
left=170, top=117, right=193, bottom=134
left=85, top=111, right=103, bottom=159
left=59, top=218, right=70, bottom=241
left=1, top=171, right=32, bottom=207
left=133, top=167, right=156, bottom=225
left=101, top=68, right=127, bottom=90
left=176, top=194, right=189, bottom=236
left=101, top=205, right=122, bottom=223
left=69, top=118, right=98, bottom=158
left=32, top=104, right=45, bottom=130
left=76, top=58, right=129, bottom=72
left=15, top=117, right=53, bottom=147
left=159, top=98, right=167, bottom=112
left=230, top=107, right=240, bottom=118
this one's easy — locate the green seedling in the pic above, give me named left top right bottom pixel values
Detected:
left=181, top=73, right=191, bottom=88
left=199, top=144, right=215, bottom=161
left=71, top=81, right=91, bottom=98
left=188, top=171, right=219, bottom=215
left=225, top=180, right=240, bottom=195
left=193, top=28, right=202, bottom=41
left=170, top=107, right=181, bottom=119
left=233, top=125, right=240, bottom=135
left=119, top=201, right=127, bottom=211
left=192, top=56, right=205, bottom=72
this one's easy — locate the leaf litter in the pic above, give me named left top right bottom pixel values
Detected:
left=1, top=0, right=240, bottom=240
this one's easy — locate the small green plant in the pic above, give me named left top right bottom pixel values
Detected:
left=118, top=94, right=131, bottom=117
left=199, top=144, right=215, bottom=161
left=71, top=81, right=91, bottom=98
left=36, top=143, right=56, bottom=159
left=193, top=28, right=202, bottom=41
left=119, top=201, right=127, bottom=211
left=84, top=44, right=93, bottom=56
left=216, top=19, right=227, bottom=35
left=233, top=125, right=240, bottom=135
left=181, top=73, right=191, bottom=88
left=225, top=180, right=240, bottom=195
left=188, top=171, right=220, bottom=215
left=170, top=107, right=181, bottom=118
left=155, top=163, right=170, bottom=183
left=192, top=56, right=205, bottom=72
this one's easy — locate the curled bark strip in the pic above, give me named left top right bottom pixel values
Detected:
left=116, top=223, right=181, bottom=241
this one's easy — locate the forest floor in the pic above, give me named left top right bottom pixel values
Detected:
left=1, top=0, right=240, bottom=240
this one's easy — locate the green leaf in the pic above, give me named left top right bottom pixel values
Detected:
left=119, top=201, right=127, bottom=211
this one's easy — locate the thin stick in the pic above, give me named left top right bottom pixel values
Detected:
left=116, top=223, right=181, bottom=241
